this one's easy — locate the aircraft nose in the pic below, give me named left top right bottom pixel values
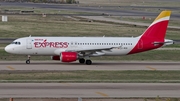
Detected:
left=5, top=45, right=12, bottom=53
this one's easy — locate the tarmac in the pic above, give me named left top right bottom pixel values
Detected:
left=0, top=83, right=180, bottom=98
left=0, top=61, right=180, bottom=71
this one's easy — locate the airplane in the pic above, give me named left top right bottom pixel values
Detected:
left=5, top=10, right=174, bottom=65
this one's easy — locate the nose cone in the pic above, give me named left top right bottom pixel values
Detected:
left=5, top=45, right=12, bottom=53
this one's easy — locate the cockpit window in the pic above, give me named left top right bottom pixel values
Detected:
left=11, top=42, right=14, bottom=44
left=17, top=42, right=21, bottom=45
left=11, top=41, right=21, bottom=45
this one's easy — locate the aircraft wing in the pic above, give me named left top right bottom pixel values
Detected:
left=54, top=46, right=122, bottom=56
left=65, top=46, right=122, bottom=52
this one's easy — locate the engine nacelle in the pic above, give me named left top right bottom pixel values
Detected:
left=60, top=52, right=78, bottom=62
left=51, top=52, right=78, bottom=62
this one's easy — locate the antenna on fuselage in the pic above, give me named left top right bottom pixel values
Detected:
left=29, top=35, right=31, bottom=37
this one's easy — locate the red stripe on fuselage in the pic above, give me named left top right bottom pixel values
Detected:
left=128, top=20, right=169, bottom=54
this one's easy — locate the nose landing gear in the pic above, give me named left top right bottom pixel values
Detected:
left=26, top=55, right=31, bottom=64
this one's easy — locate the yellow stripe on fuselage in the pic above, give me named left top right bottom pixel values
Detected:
left=154, top=11, right=171, bottom=22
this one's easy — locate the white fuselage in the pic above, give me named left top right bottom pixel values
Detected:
left=5, top=37, right=140, bottom=56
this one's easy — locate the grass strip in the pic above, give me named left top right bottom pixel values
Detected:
left=0, top=70, right=180, bottom=83
left=0, top=14, right=179, bottom=40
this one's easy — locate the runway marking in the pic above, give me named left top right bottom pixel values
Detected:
left=96, top=92, right=109, bottom=97
left=6, top=66, right=15, bottom=70
left=146, top=66, right=156, bottom=70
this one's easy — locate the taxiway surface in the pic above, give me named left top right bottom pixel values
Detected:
left=0, top=83, right=180, bottom=98
left=1, top=2, right=180, bottom=19
left=0, top=61, right=179, bottom=71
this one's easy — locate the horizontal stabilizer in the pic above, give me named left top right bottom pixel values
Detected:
left=154, top=39, right=174, bottom=46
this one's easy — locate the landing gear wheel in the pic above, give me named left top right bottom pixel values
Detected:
left=26, top=60, right=30, bottom=64
left=86, top=60, right=92, bottom=65
left=79, top=58, right=85, bottom=64
left=26, top=55, right=31, bottom=64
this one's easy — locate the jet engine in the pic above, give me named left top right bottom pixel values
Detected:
left=51, top=52, right=78, bottom=62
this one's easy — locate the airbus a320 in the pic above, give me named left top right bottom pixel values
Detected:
left=5, top=11, right=174, bottom=65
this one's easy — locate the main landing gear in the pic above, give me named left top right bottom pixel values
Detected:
left=79, top=58, right=92, bottom=65
left=26, top=55, right=31, bottom=64
left=85, top=60, right=92, bottom=65
left=79, top=58, right=85, bottom=64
